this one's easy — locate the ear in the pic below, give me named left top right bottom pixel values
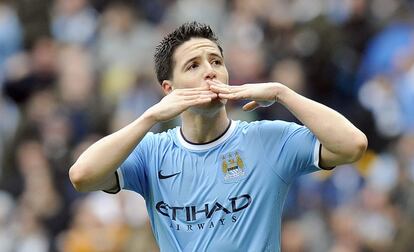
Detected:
left=161, top=80, right=173, bottom=95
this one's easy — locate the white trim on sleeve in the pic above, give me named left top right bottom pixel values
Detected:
left=116, top=168, right=125, bottom=189
left=313, top=139, right=322, bottom=169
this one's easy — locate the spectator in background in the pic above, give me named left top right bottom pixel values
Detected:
left=164, top=0, right=226, bottom=34
left=0, top=2, right=22, bottom=77
left=110, top=74, right=163, bottom=133
left=51, top=0, right=97, bottom=46
left=0, top=190, right=15, bottom=251
left=13, top=201, right=51, bottom=252
left=0, top=3, right=25, bottom=162
left=357, top=20, right=414, bottom=153
left=60, top=190, right=157, bottom=252
left=3, top=37, right=57, bottom=105
left=57, top=44, right=110, bottom=143
left=0, top=95, right=20, bottom=179
left=96, top=2, right=161, bottom=104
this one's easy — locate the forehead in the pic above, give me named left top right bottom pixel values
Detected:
left=173, top=38, right=221, bottom=63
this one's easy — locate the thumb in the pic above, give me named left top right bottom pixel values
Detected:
left=242, top=101, right=259, bottom=111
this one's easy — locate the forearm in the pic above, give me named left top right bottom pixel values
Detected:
left=69, top=112, right=157, bottom=191
left=277, top=86, right=367, bottom=161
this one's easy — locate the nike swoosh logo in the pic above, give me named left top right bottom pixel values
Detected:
left=158, top=170, right=181, bottom=180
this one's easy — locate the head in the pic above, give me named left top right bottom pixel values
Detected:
left=154, top=22, right=228, bottom=94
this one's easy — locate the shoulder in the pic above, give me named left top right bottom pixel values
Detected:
left=238, top=120, right=294, bottom=133
left=139, top=127, right=178, bottom=149
left=144, top=127, right=177, bottom=139
left=236, top=120, right=307, bottom=144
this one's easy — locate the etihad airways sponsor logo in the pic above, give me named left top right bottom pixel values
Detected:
left=155, top=194, right=252, bottom=222
left=168, top=214, right=239, bottom=232
left=156, top=194, right=252, bottom=232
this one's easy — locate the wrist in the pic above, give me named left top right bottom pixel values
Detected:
left=141, top=110, right=159, bottom=125
left=273, top=83, right=292, bottom=103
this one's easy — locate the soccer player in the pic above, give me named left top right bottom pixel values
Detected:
left=69, top=22, right=367, bottom=251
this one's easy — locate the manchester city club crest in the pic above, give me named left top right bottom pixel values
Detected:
left=221, top=151, right=248, bottom=183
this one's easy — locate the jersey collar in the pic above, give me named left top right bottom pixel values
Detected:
left=176, top=120, right=237, bottom=151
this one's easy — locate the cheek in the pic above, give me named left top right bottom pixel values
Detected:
left=173, top=75, right=198, bottom=88
left=171, top=68, right=191, bottom=88
left=219, top=68, right=229, bottom=83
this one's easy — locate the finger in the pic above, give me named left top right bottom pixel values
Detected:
left=217, top=89, right=249, bottom=100
left=174, top=87, right=212, bottom=95
left=186, top=97, right=213, bottom=106
left=242, top=101, right=259, bottom=111
left=191, top=90, right=218, bottom=96
left=182, top=93, right=218, bottom=101
left=177, top=90, right=217, bottom=97
left=217, top=92, right=237, bottom=99
left=209, top=84, right=231, bottom=94
left=207, top=80, right=239, bottom=90
left=206, top=80, right=226, bottom=86
left=188, top=86, right=211, bottom=91
left=208, top=80, right=249, bottom=88
left=209, top=83, right=245, bottom=94
left=210, top=84, right=245, bottom=94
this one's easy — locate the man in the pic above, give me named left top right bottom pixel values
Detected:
left=69, top=22, right=367, bottom=251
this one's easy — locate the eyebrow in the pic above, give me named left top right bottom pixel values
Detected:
left=209, top=53, right=223, bottom=59
left=181, top=56, right=198, bottom=70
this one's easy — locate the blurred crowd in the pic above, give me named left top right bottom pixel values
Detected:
left=0, top=0, right=414, bottom=251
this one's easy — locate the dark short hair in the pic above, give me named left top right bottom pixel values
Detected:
left=154, top=21, right=223, bottom=84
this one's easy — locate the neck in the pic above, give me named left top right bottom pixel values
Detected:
left=181, top=108, right=230, bottom=144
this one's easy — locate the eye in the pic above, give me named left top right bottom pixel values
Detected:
left=187, top=63, right=199, bottom=71
left=212, top=59, right=222, bottom=66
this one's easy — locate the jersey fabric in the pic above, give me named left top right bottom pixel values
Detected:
left=116, top=120, right=323, bottom=252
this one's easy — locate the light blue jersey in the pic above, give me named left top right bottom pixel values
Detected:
left=116, top=120, right=323, bottom=252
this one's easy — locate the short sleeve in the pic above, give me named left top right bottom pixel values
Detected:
left=257, top=120, right=321, bottom=184
left=117, top=132, right=154, bottom=199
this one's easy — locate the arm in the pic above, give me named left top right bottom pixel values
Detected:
left=208, top=81, right=368, bottom=167
left=69, top=87, right=217, bottom=192
left=275, top=86, right=367, bottom=167
left=69, top=114, right=155, bottom=192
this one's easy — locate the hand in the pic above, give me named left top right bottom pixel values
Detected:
left=208, top=80, right=284, bottom=111
left=146, top=87, right=218, bottom=122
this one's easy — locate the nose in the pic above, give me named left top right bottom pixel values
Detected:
left=203, top=64, right=217, bottom=80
